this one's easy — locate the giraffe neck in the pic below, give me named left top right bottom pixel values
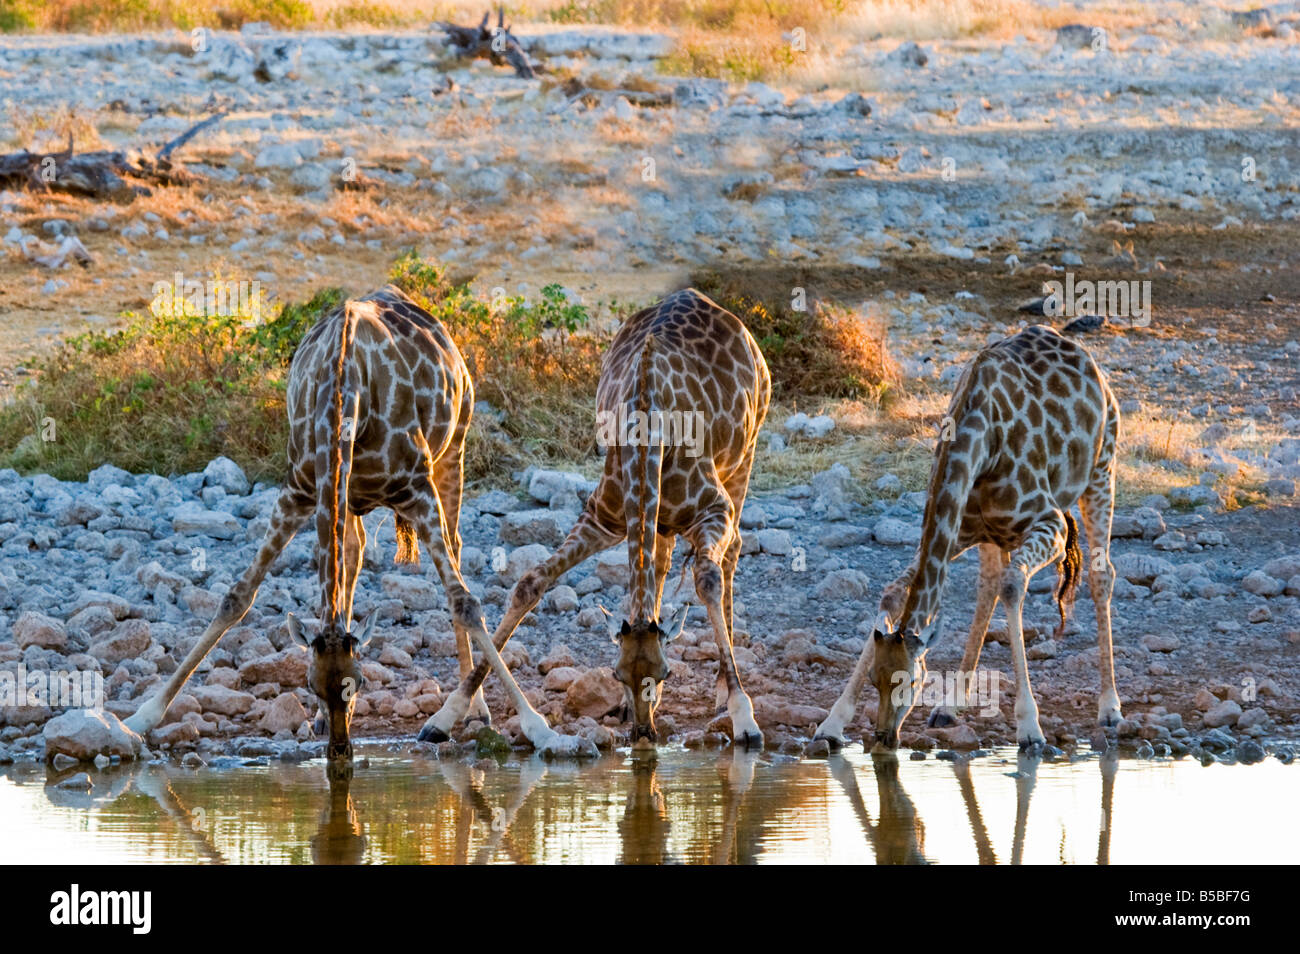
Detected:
left=894, top=505, right=963, bottom=639
left=894, top=371, right=991, bottom=641
left=626, top=333, right=662, bottom=622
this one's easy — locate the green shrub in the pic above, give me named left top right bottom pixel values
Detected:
left=0, top=0, right=39, bottom=31
left=0, top=254, right=609, bottom=486
left=0, top=286, right=341, bottom=483
left=387, top=250, right=607, bottom=478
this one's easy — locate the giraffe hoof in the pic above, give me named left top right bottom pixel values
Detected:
left=926, top=708, right=957, bottom=728
left=734, top=730, right=764, bottom=750
left=1017, top=737, right=1046, bottom=755
left=416, top=724, right=451, bottom=744
left=812, top=733, right=846, bottom=751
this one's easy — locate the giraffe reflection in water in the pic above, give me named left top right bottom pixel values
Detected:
left=298, top=749, right=1119, bottom=866
left=311, top=760, right=366, bottom=865
left=20, top=747, right=1126, bottom=864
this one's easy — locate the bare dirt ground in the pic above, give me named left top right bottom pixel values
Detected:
left=2, top=11, right=1298, bottom=762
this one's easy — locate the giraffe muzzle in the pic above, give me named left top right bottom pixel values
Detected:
left=327, top=740, right=354, bottom=761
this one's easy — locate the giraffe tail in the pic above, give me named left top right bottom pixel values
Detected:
left=320, top=301, right=364, bottom=625
left=1054, top=510, right=1083, bottom=639
left=622, top=332, right=664, bottom=624
left=394, top=518, right=420, bottom=565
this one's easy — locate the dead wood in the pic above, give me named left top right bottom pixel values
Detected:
left=0, top=112, right=225, bottom=199
left=437, top=8, right=542, bottom=79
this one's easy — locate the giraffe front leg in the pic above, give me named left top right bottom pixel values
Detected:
left=1002, top=518, right=1069, bottom=751
left=815, top=642, right=872, bottom=748
left=693, top=536, right=761, bottom=749
left=453, top=621, right=492, bottom=725
left=418, top=505, right=620, bottom=751
left=127, top=491, right=311, bottom=735
left=1080, top=485, right=1122, bottom=729
left=415, top=518, right=595, bottom=757
left=1003, top=564, right=1045, bottom=750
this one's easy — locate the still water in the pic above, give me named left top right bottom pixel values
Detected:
left=0, top=743, right=1293, bottom=864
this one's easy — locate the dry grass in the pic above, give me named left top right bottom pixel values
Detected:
left=0, top=284, right=334, bottom=482
left=1115, top=407, right=1287, bottom=508
left=747, top=386, right=1292, bottom=511
left=751, top=391, right=939, bottom=496
left=6, top=106, right=105, bottom=152
left=0, top=252, right=612, bottom=485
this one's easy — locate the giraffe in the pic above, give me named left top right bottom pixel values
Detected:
left=418, top=288, right=771, bottom=750
left=125, top=284, right=512, bottom=759
left=814, top=324, right=1122, bottom=752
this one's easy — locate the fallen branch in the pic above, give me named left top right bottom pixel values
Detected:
left=0, top=111, right=224, bottom=199
left=20, top=234, right=94, bottom=269
left=437, top=8, right=542, bottom=79
left=156, top=111, right=228, bottom=162
left=560, top=77, right=674, bottom=108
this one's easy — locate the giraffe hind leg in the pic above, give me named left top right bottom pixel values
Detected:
left=417, top=495, right=617, bottom=756
left=314, top=511, right=367, bottom=737
left=691, top=509, right=761, bottom=749
left=1079, top=478, right=1122, bottom=728
left=433, top=443, right=491, bottom=724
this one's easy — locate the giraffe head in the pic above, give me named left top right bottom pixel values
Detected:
left=612, top=604, right=689, bottom=748
left=288, top=610, right=377, bottom=761
left=867, top=608, right=941, bottom=751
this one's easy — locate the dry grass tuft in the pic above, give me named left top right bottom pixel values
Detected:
left=691, top=265, right=901, bottom=402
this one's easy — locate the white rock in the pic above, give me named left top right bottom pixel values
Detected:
left=499, top=509, right=574, bottom=547
left=594, top=549, right=629, bottom=586
left=260, top=692, right=309, bottom=734
left=43, top=709, right=141, bottom=761
left=813, top=569, right=870, bottom=601
left=505, top=544, right=551, bottom=582
left=548, top=585, right=580, bottom=613
left=13, top=611, right=68, bottom=650
left=873, top=517, right=921, bottom=546
left=1242, top=570, right=1283, bottom=597
left=254, top=143, right=303, bottom=170
left=526, top=469, right=594, bottom=504
left=171, top=502, right=241, bottom=540
left=756, top=528, right=793, bottom=556
left=380, top=573, right=442, bottom=610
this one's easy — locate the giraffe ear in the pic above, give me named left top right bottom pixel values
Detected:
left=662, top=603, right=690, bottom=642
left=287, top=613, right=309, bottom=649
left=872, top=610, right=894, bottom=638
left=903, top=632, right=925, bottom=655
left=353, top=609, right=378, bottom=648
left=598, top=604, right=621, bottom=643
